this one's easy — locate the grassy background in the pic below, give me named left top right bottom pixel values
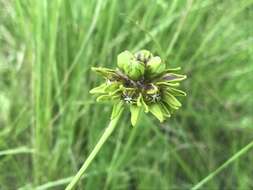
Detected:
left=0, top=0, right=253, bottom=189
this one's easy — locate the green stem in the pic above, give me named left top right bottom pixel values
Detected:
left=65, top=110, right=123, bottom=190
left=104, top=122, right=138, bottom=189
left=191, top=140, right=253, bottom=190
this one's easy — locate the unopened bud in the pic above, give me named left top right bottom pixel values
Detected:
left=117, top=51, right=133, bottom=71
left=117, top=51, right=145, bottom=80
left=146, top=56, right=165, bottom=77
left=125, top=60, right=145, bottom=80
left=134, top=50, right=153, bottom=64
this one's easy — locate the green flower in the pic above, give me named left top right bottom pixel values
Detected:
left=90, top=50, right=186, bottom=126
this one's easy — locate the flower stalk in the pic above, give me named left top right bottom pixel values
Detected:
left=65, top=108, right=124, bottom=190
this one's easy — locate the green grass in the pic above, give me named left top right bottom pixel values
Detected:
left=0, top=0, right=253, bottom=189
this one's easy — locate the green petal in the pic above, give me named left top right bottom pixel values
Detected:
left=137, top=93, right=142, bottom=107
left=130, top=105, right=141, bottom=126
left=166, top=87, right=186, bottom=96
left=92, top=67, right=117, bottom=78
left=163, top=92, right=182, bottom=108
left=105, top=82, right=120, bottom=92
left=164, top=67, right=181, bottom=72
left=96, top=95, right=112, bottom=102
left=96, top=94, right=120, bottom=102
left=160, top=102, right=171, bottom=118
left=89, top=83, right=107, bottom=94
left=162, top=73, right=187, bottom=82
left=156, top=81, right=180, bottom=87
left=108, top=88, right=122, bottom=96
left=111, top=101, right=124, bottom=120
left=140, top=95, right=149, bottom=112
left=149, top=104, right=164, bottom=122
left=164, top=101, right=179, bottom=110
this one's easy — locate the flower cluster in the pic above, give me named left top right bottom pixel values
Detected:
left=90, top=50, right=186, bottom=126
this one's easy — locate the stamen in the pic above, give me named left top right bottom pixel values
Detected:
left=151, top=94, right=161, bottom=102
left=123, top=95, right=133, bottom=104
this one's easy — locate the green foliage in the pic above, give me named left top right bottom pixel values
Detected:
left=0, top=0, right=253, bottom=189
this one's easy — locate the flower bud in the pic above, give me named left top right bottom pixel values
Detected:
left=124, top=60, right=145, bottom=80
left=134, top=50, right=153, bottom=64
left=117, top=51, right=133, bottom=71
left=146, top=56, right=166, bottom=77
left=117, top=51, right=145, bottom=80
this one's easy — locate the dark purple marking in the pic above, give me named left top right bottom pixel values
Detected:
left=163, top=74, right=182, bottom=81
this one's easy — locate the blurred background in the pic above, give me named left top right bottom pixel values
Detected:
left=0, top=0, right=253, bottom=189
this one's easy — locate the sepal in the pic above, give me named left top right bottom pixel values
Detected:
left=149, top=104, right=164, bottom=122
left=130, top=105, right=141, bottom=126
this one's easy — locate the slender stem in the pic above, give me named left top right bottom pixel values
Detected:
left=104, top=121, right=138, bottom=189
left=65, top=110, right=123, bottom=190
left=191, top=140, right=253, bottom=190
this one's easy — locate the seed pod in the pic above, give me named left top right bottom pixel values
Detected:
left=146, top=56, right=166, bottom=77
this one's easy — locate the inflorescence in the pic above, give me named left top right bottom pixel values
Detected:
left=90, top=50, right=186, bottom=126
